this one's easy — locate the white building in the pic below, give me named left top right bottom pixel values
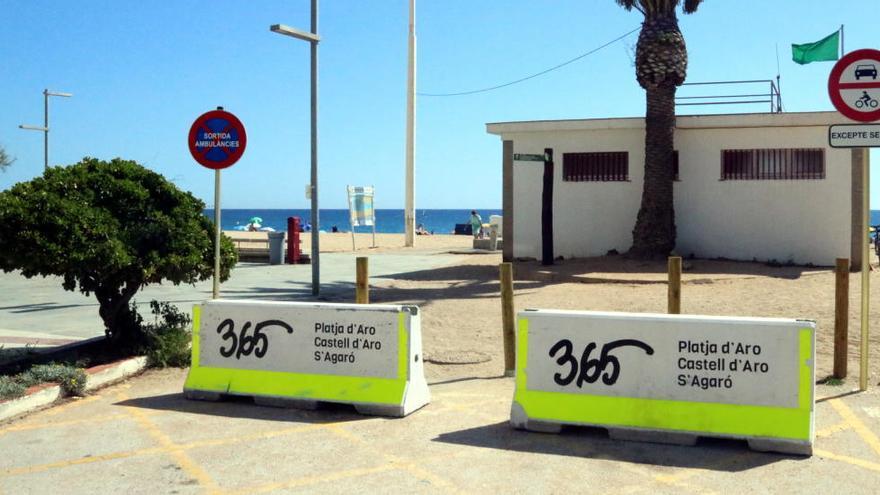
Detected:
left=487, top=111, right=869, bottom=266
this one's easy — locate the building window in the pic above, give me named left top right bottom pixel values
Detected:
left=563, top=152, right=628, bottom=182
left=721, top=148, right=825, bottom=180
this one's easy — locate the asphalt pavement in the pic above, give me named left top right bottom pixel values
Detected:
left=0, top=369, right=878, bottom=494
left=0, top=251, right=458, bottom=356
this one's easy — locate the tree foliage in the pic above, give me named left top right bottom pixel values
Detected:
left=0, top=157, right=237, bottom=347
left=0, top=145, right=14, bottom=171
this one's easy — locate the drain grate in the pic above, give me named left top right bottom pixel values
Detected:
left=424, top=351, right=492, bottom=365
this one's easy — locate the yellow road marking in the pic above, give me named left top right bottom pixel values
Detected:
left=3, top=445, right=169, bottom=477
left=829, top=399, right=880, bottom=458
left=815, top=449, right=880, bottom=472
left=41, top=395, right=101, bottom=416
left=124, top=406, right=220, bottom=493
left=324, top=424, right=466, bottom=494
left=0, top=411, right=160, bottom=435
left=0, top=422, right=330, bottom=479
left=816, top=421, right=850, bottom=438
left=227, top=464, right=400, bottom=495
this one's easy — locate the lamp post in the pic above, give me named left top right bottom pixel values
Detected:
left=270, top=1, right=321, bottom=296
left=19, top=89, right=73, bottom=171
left=404, top=0, right=416, bottom=247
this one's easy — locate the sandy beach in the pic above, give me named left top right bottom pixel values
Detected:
left=224, top=230, right=476, bottom=254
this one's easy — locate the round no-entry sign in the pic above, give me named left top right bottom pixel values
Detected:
left=188, top=109, right=247, bottom=169
left=828, top=49, right=880, bottom=123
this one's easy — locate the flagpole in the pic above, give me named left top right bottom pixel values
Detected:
left=840, top=24, right=844, bottom=56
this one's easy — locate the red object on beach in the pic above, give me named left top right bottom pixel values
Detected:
left=188, top=109, right=247, bottom=169
left=287, top=217, right=302, bottom=264
left=828, top=49, right=880, bottom=123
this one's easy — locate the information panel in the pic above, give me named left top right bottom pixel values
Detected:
left=184, top=300, right=429, bottom=417
left=511, top=310, right=815, bottom=455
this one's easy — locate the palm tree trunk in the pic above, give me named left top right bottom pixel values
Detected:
left=631, top=82, right=677, bottom=258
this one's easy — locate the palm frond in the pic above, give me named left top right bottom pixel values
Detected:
left=683, top=0, right=703, bottom=14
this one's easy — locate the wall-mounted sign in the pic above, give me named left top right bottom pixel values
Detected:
left=184, top=300, right=429, bottom=417
left=510, top=310, right=815, bottom=455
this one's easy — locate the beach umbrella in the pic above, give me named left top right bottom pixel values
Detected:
left=249, top=216, right=263, bottom=224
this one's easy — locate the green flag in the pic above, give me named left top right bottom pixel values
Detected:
left=792, top=30, right=840, bottom=65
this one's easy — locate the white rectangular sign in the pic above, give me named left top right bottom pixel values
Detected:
left=198, top=300, right=401, bottom=379
left=829, top=124, right=880, bottom=148
left=524, top=310, right=810, bottom=408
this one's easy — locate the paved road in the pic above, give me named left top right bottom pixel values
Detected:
left=0, top=370, right=877, bottom=494
left=0, top=251, right=459, bottom=350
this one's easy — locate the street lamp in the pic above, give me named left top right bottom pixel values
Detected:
left=19, top=89, right=73, bottom=171
left=270, top=1, right=321, bottom=296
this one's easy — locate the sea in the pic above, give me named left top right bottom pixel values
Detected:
left=204, top=209, right=503, bottom=234
left=204, top=209, right=880, bottom=234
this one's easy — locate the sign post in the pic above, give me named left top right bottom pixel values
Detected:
left=828, top=49, right=880, bottom=391
left=188, top=107, right=247, bottom=299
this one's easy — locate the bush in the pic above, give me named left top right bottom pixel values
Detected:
left=0, top=157, right=237, bottom=349
left=143, top=301, right=192, bottom=368
left=0, top=375, right=26, bottom=400
left=20, top=364, right=88, bottom=397
left=0, top=363, right=87, bottom=401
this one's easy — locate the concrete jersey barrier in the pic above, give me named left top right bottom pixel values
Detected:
left=510, top=309, right=815, bottom=455
left=184, top=299, right=430, bottom=417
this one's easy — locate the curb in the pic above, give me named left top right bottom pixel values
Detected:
left=0, top=356, right=148, bottom=423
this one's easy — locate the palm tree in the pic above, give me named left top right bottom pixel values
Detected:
left=616, top=0, right=704, bottom=258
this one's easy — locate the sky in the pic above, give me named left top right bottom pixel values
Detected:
left=1, top=0, right=878, bottom=209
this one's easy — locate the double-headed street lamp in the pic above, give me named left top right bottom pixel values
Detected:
left=271, top=0, right=321, bottom=296
left=19, top=89, right=73, bottom=171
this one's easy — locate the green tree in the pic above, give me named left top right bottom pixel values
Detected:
left=0, top=145, right=14, bottom=171
left=0, top=157, right=237, bottom=348
left=616, top=0, right=704, bottom=258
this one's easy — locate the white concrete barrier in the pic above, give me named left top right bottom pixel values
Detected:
left=510, top=310, right=815, bottom=455
left=184, top=300, right=429, bottom=417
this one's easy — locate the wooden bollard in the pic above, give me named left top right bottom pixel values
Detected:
left=834, top=258, right=849, bottom=379
left=668, top=256, right=681, bottom=314
left=500, top=262, right=516, bottom=376
left=356, top=257, right=369, bottom=304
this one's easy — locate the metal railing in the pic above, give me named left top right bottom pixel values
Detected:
left=676, top=78, right=783, bottom=113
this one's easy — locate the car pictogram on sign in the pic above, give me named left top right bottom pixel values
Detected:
left=855, top=64, right=877, bottom=80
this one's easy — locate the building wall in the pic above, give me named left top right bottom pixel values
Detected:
left=675, top=126, right=850, bottom=265
left=501, top=117, right=851, bottom=266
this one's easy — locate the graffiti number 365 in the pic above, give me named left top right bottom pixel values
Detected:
left=548, top=339, right=654, bottom=387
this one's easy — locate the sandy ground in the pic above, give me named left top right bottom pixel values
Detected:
left=224, top=231, right=879, bottom=384
left=224, top=230, right=475, bottom=254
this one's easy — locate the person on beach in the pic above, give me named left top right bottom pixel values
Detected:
left=416, top=224, right=432, bottom=236
left=469, top=210, right=483, bottom=239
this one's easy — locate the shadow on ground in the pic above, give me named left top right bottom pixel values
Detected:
left=116, top=392, right=371, bottom=424
left=366, top=255, right=825, bottom=309
left=434, top=421, right=798, bottom=472
left=513, top=256, right=825, bottom=284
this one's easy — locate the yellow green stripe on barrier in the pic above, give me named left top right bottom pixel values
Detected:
left=514, top=318, right=813, bottom=441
